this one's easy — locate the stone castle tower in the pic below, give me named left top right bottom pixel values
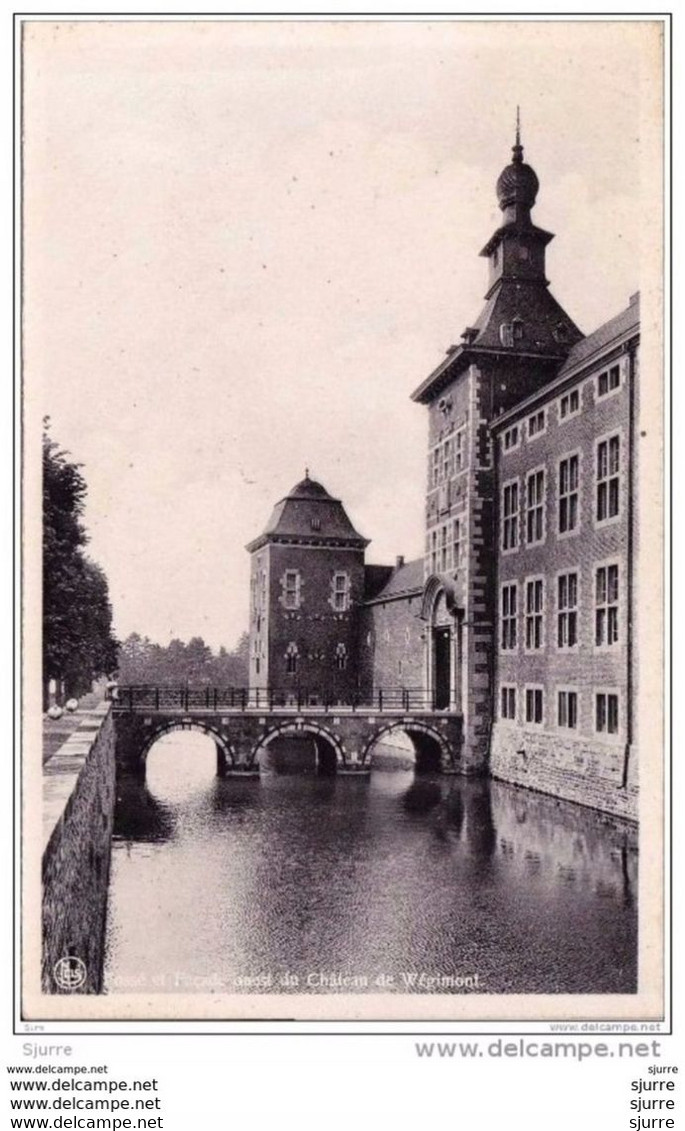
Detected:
left=245, top=473, right=369, bottom=704
left=410, top=123, right=581, bottom=770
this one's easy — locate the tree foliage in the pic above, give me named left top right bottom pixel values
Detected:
left=117, top=632, right=249, bottom=687
left=43, top=422, right=119, bottom=697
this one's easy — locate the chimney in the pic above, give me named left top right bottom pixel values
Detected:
left=395, top=555, right=405, bottom=570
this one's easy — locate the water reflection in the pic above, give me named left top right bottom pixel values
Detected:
left=104, top=732, right=638, bottom=996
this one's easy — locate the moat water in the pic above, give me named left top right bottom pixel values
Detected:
left=104, top=732, right=638, bottom=996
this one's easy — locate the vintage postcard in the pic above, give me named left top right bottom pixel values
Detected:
left=20, top=15, right=666, bottom=1024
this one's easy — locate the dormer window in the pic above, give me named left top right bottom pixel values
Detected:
left=310, top=516, right=321, bottom=531
left=512, top=317, right=524, bottom=342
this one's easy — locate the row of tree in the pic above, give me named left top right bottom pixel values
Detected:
left=117, top=632, right=249, bottom=687
left=43, top=422, right=119, bottom=704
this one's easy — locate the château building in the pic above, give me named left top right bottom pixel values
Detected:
left=246, top=127, right=639, bottom=820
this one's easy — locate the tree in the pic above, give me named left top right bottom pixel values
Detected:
left=43, top=422, right=119, bottom=702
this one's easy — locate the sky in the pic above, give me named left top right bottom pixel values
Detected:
left=24, top=18, right=662, bottom=650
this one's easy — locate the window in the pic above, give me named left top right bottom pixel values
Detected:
left=502, top=480, right=519, bottom=551
left=331, top=572, right=350, bottom=612
left=596, top=692, right=619, bottom=735
left=429, top=530, right=438, bottom=573
left=558, top=454, right=579, bottom=534
left=500, top=685, right=517, bottom=720
left=525, top=579, right=544, bottom=650
left=557, top=572, right=578, bottom=648
left=441, top=439, right=451, bottom=482
left=596, top=434, right=620, bottom=521
left=596, top=564, right=619, bottom=646
left=439, top=525, right=449, bottom=571
left=502, top=425, right=519, bottom=452
left=597, top=364, right=621, bottom=398
left=501, top=583, right=518, bottom=650
left=452, top=518, right=461, bottom=568
left=526, top=469, right=545, bottom=545
left=454, top=429, right=465, bottom=471
left=558, top=690, right=578, bottom=729
left=528, top=409, right=546, bottom=438
left=285, top=643, right=299, bottom=675
left=310, top=516, right=321, bottom=531
left=525, top=687, right=544, bottom=725
left=335, top=643, right=347, bottom=671
left=431, top=447, right=440, bottom=488
left=559, top=388, right=580, bottom=420
left=283, top=570, right=301, bottom=609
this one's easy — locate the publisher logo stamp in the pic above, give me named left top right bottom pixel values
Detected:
left=53, top=956, right=87, bottom=991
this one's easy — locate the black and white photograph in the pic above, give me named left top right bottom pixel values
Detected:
left=22, top=16, right=665, bottom=1022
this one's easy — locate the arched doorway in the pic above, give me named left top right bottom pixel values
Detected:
left=420, top=575, right=463, bottom=712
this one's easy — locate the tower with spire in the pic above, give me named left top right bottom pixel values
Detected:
left=409, top=122, right=582, bottom=771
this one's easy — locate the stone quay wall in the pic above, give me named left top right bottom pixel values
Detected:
left=42, top=703, right=116, bottom=993
left=489, top=720, right=638, bottom=821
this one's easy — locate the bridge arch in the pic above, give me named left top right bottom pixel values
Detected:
left=250, top=721, right=346, bottom=773
left=361, top=721, right=450, bottom=774
left=139, top=720, right=236, bottom=774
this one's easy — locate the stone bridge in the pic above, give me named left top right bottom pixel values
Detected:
left=112, top=687, right=468, bottom=778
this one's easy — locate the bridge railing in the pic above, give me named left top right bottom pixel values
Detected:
left=113, top=686, right=448, bottom=713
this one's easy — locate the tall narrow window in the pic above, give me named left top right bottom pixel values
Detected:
left=331, top=572, right=350, bottom=612
left=500, top=685, right=517, bottom=720
left=525, top=579, right=544, bottom=650
left=501, top=583, right=518, bottom=650
left=452, top=518, right=461, bottom=569
left=439, top=524, right=449, bottom=571
left=454, top=429, right=465, bottom=470
left=596, top=434, right=620, bottom=521
left=442, top=439, right=451, bottom=482
left=596, top=692, right=619, bottom=734
left=430, top=530, right=438, bottom=573
left=526, top=470, right=545, bottom=544
left=558, top=454, right=579, bottom=534
left=557, top=572, right=578, bottom=648
left=285, top=642, right=299, bottom=675
left=283, top=570, right=301, bottom=609
left=502, top=425, right=519, bottom=452
left=335, top=643, right=348, bottom=671
left=502, top=481, right=519, bottom=551
left=558, top=690, right=578, bottom=729
left=596, top=564, right=619, bottom=645
left=528, top=409, right=546, bottom=438
left=525, top=687, right=544, bottom=724
left=431, top=447, right=440, bottom=488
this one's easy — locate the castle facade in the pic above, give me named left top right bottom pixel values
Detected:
left=246, top=130, right=640, bottom=820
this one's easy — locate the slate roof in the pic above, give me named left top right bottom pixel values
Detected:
left=246, top=476, right=369, bottom=551
left=557, top=293, right=640, bottom=377
left=364, top=557, right=424, bottom=604
left=491, top=294, right=640, bottom=429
